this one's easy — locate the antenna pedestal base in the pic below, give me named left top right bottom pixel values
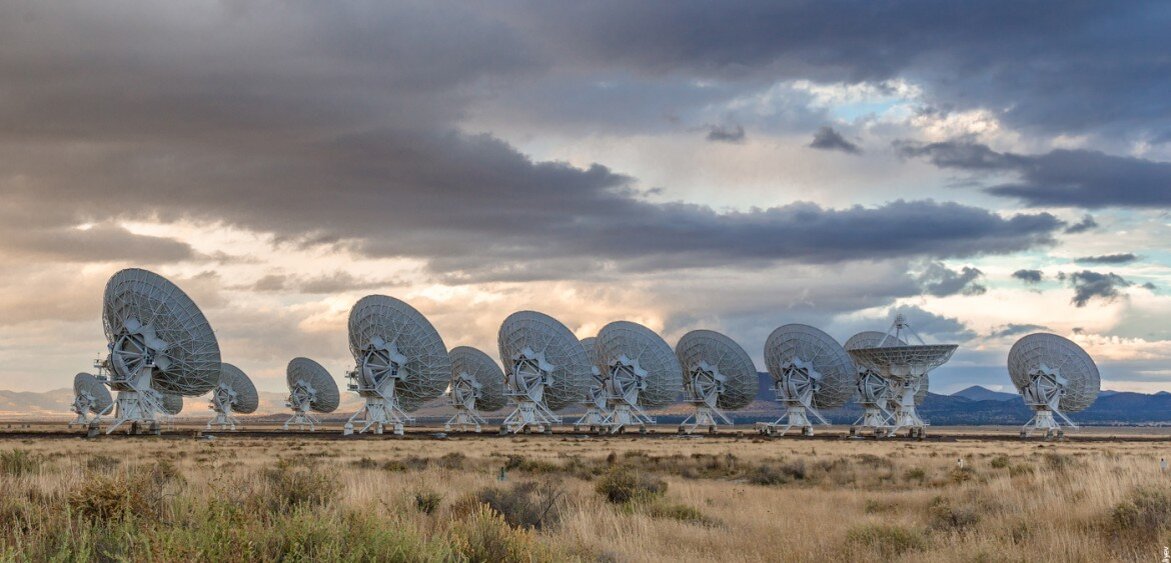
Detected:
left=600, top=403, right=654, bottom=434
left=347, top=395, right=411, bottom=436
left=1021, top=408, right=1074, bottom=440
left=573, top=407, right=608, bottom=432
left=284, top=408, right=320, bottom=431
left=107, top=389, right=165, bottom=435
left=758, top=403, right=827, bottom=436
left=501, top=400, right=559, bottom=434
left=445, top=409, right=486, bottom=433
left=852, top=407, right=892, bottom=437
left=679, top=405, right=731, bottom=434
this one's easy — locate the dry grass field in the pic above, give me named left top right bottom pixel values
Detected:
left=3, top=426, right=1171, bottom=562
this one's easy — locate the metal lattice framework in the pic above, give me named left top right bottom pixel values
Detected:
left=445, top=346, right=506, bottom=432
left=847, top=315, right=957, bottom=438
left=284, top=357, right=339, bottom=431
left=1008, top=332, right=1100, bottom=439
left=207, top=363, right=258, bottom=431
left=759, top=324, right=855, bottom=436
left=573, top=336, right=610, bottom=431
left=98, top=268, right=221, bottom=434
left=498, top=311, right=593, bottom=434
left=344, top=295, right=451, bottom=435
left=674, top=330, right=757, bottom=433
left=70, top=372, right=113, bottom=427
left=594, top=321, right=682, bottom=433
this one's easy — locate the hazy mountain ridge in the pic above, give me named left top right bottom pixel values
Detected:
left=5, top=378, right=1168, bottom=426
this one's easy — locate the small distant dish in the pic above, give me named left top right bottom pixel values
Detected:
left=284, top=357, right=339, bottom=431
left=70, top=373, right=113, bottom=428
left=206, top=363, right=259, bottom=431
left=445, top=346, right=506, bottom=433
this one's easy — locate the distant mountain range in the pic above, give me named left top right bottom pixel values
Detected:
left=4, top=375, right=1170, bottom=426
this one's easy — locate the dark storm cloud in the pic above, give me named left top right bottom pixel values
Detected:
left=706, top=124, right=746, bottom=143
left=988, top=323, right=1049, bottom=339
left=808, top=126, right=860, bottom=154
left=0, top=3, right=1067, bottom=282
left=0, top=223, right=194, bottom=264
left=917, top=262, right=986, bottom=297
left=1076, top=253, right=1138, bottom=265
left=1063, top=270, right=1134, bottom=307
left=1064, top=215, right=1099, bottom=234
left=500, top=1, right=1171, bottom=136
left=1011, top=269, right=1043, bottom=284
left=898, top=141, right=1171, bottom=209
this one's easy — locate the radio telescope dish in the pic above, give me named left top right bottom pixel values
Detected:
left=445, top=346, right=506, bottom=433
left=844, top=331, right=906, bottom=437
left=206, top=363, right=258, bottom=431
left=674, top=330, right=757, bottom=434
left=573, top=336, right=610, bottom=432
left=758, top=324, right=854, bottom=436
left=284, top=357, right=339, bottom=431
left=593, top=321, right=682, bottom=434
left=497, top=311, right=593, bottom=434
left=847, top=315, right=957, bottom=438
left=70, top=373, right=113, bottom=428
left=1008, top=333, right=1100, bottom=439
left=343, top=295, right=451, bottom=436
left=99, top=268, right=221, bottom=434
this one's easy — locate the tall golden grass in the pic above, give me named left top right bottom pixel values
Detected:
left=1, top=433, right=1169, bottom=561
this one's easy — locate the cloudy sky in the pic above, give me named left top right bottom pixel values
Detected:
left=2, top=1, right=1170, bottom=396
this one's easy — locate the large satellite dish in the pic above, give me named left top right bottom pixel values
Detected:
left=674, top=330, right=757, bottom=434
left=99, top=268, right=221, bottom=434
left=759, top=324, right=855, bottom=436
left=445, top=346, right=506, bottom=433
left=844, top=331, right=907, bottom=437
left=343, top=295, right=451, bottom=436
left=573, top=336, right=609, bottom=432
left=206, top=363, right=259, bottom=431
left=595, top=321, right=683, bottom=434
left=848, top=315, right=957, bottom=438
left=70, top=373, right=113, bottom=428
left=497, top=311, right=593, bottom=434
left=1008, top=333, right=1100, bottom=439
left=284, top=357, right=339, bottom=431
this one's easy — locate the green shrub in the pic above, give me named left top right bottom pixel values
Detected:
left=747, top=460, right=807, bottom=485
left=471, top=481, right=564, bottom=530
left=254, top=460, right=339, bottom=513
left=642, top=502, right=717, bottom=526
left=450, top=504, right=557, bottom=563
left=846, top=524, right=927, bottom=557
left=928, top=496, right=981, bottom=532
left=415, top=489, right=443, bottom=515
left=0, top=449, right=42, bottom=476
left=903, top=467, right=927, bottom=482
left=989, top=455, right=1010, bottom=469
left=595, top=469, right=666, bottom=504
left=1111, top=486, right=1171, bottom=537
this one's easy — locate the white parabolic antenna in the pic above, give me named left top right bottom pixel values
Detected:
left=344, top=295, right=451, bottom=436
left=595, top=321, right=682, bottom=434
left=1008, top=332, right=1100, bottom=438
left=70, top=373, right=113, bottom=428
left=760, top=324, right=855, bottom=436
left=207, top=363, right=259, bottom=431
left=844, top=331, right=904, bottom=436
left=497, top=311, right=592, bottom=434
left=848, top=315, right=957, bottom=438
left=445, top=346, right=506, bottom=433
left=284, top=357, right=339, bottom=431
left=674, top=330, right=757, bottom=434
left=573, top=336, right=609, bottom=431
left=99, top=268, right=221, bottom=434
